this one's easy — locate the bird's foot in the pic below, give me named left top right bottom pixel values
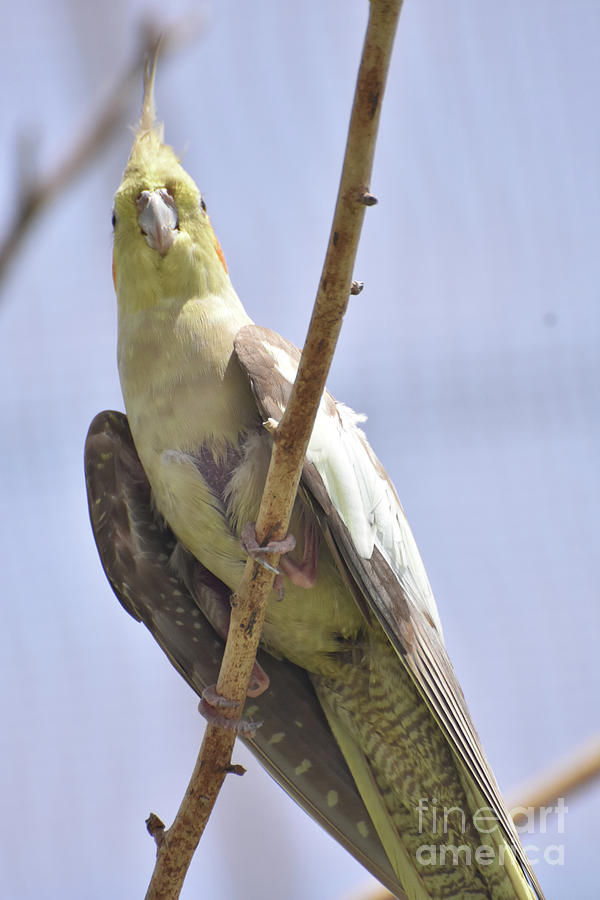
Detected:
left=240, top=523, right=296, bottom=575
left=199, top=685, right=262, bottom=738
left=241, top=521, right=318, bottom=592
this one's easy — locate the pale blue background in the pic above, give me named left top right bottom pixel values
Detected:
left=1, top=2, right=598, bottom=898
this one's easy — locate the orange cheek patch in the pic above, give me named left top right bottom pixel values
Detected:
left=214, top=237, right=228, bottom=273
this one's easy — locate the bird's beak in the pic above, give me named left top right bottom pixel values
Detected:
left=136, top=189, right=178, bottom=256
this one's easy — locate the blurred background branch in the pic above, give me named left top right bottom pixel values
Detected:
left=345, top=732, right=600, bottom=899
left=0, top=15, right=201, bottom=290
left=508, top=732, right=600, bottom=821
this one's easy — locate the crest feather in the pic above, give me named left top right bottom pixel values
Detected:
left=139, top=40, right=162, bottom=137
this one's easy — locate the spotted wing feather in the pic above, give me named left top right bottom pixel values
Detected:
left=84, top=410, right=406, bottom=898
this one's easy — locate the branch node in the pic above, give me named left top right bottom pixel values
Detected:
left=146, top=813, right=166, bottom=848
left=350, top=280, right=364, bottom=295
left=224, top=763, right=247, bottom=776
left=358, top=191, right=378, bottom=206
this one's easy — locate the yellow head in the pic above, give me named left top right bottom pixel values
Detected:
left=112, top=53, right=229, bottom=312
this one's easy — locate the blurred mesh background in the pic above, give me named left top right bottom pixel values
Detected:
left=1, top=1, right=598, bottom=898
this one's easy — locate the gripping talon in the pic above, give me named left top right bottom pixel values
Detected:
left=198, top=688, right=262, bottom=737
left=240, top=521, right=319, bottom=597
left=254, top=557, right=279, bottom=575
left=240, top=523, right=297, bottom=575
left=201, top=684, right=237, bottom=709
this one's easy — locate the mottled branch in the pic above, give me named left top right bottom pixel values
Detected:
left=143, top=1, right=405, bottom=899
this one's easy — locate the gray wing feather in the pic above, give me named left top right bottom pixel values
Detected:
left=84, top=410, right=407, bottom=899
left=233, top=325, right=543, bottom=899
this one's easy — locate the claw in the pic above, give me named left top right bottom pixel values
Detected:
left=199, top=685, right=262, bottom=738
left=201, top=684, right=238, bottom=709
left=241, top=520, right=319, bottom=595
left=240, top=522, right=296, bottom=574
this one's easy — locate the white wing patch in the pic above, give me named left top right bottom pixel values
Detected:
left=263, top=340, right=443, bottom=638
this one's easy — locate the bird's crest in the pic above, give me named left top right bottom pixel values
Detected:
left=123, top=39, right=183, bottom=182
left=139, top=40, right=161, bottom=135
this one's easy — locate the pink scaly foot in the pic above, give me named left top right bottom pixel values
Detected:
left=241, top=520, right=319, bottom=594
left=199, top=684, right=263, bottom=738
left=240, top=523, right=296, bottom=574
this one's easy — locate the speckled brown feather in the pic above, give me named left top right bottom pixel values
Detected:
left=84, top=410, right=406, bottom=898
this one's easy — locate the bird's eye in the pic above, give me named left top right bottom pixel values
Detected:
left=111, top=210, right=117, bottom=229
left=200, top=197, right=207, bottom=213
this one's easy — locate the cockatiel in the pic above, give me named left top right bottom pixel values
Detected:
left=85, top=65, right=544, bottom=900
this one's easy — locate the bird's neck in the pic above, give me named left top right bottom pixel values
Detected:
left=118, top=287, right=257, bottom=452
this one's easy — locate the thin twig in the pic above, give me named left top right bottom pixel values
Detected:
left=507, top=732, right=600, bottom=820
left=144, top=1, right=405, bottom=898
left=0, top=17, right=200, bottom=289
